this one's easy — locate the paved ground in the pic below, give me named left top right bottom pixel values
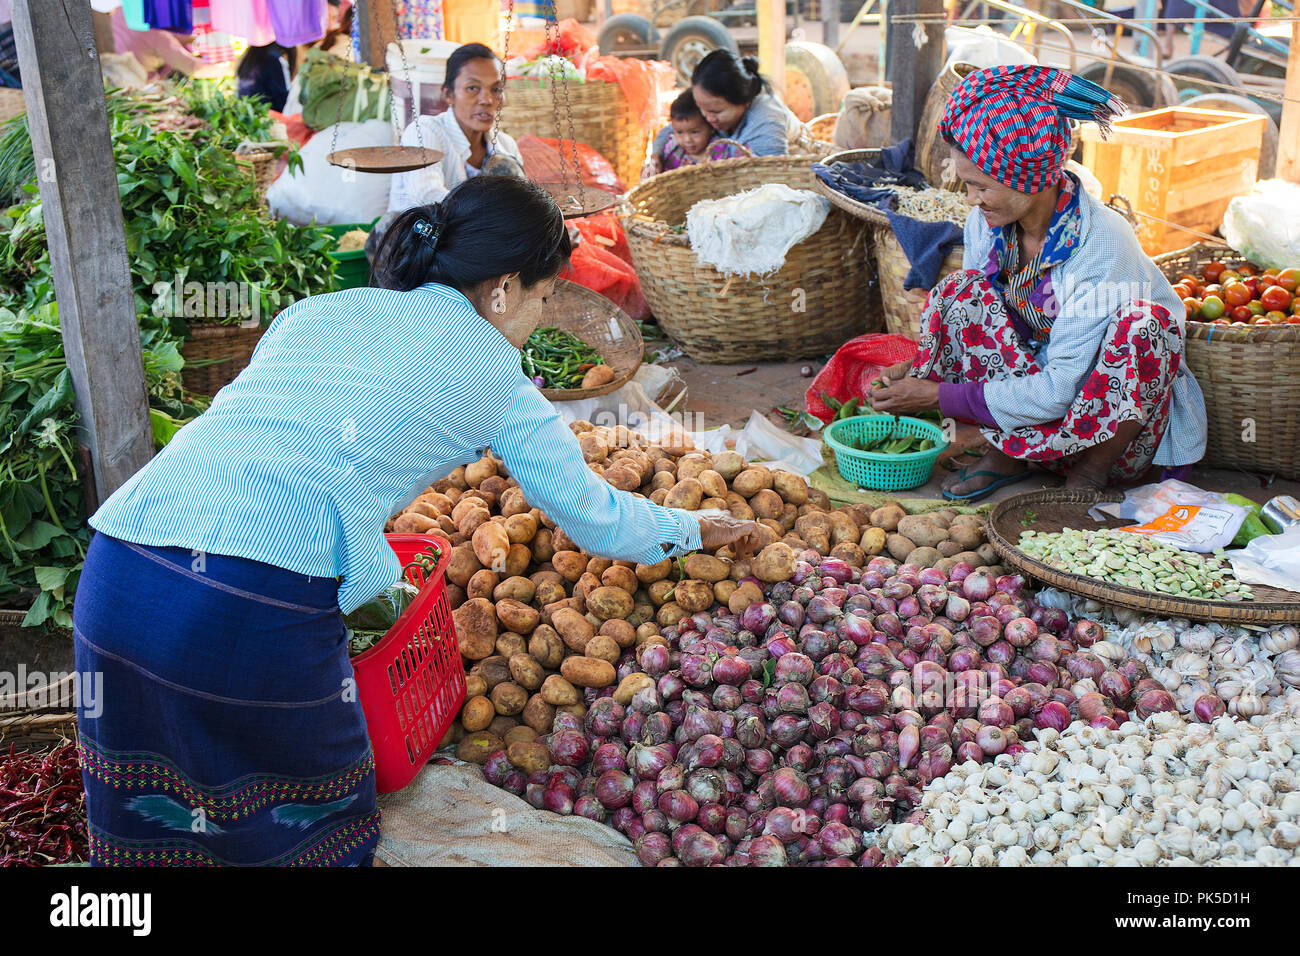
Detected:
left=663, top=353, right=1300, bottom=508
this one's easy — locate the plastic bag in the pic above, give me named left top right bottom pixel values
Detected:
left=586, top=56, right=677, bottom=135
left=805, top=334, right=919, bottom=423
left=344, top=581, right=421, bottom=655
left=517, top=19, right=599, bottom=61
left=1222, top=179, right=1300, bottom=270
left=267, top=119, right=395, bottom=226
left=516, top=134, right=624, bottom=193
left=1228, top=526, right=1300, bottom=592
left=561, top=240, right=649, bottom=322
left=1090, top=479, right=1248, bottom=553
left=298, top=48, right=390, bottom=131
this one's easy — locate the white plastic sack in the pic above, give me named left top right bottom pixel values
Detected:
left=945, top=27, right=1037, bottom=70
left=1090, top=479, right=1247, bottom=553
left=687, top=184, right=830, bottom=278
left=1222, top=179, right=1300, bottom=270
left=267, top=119, right=396, bottom=226
left=1228, top=526, right=1300, bottom=593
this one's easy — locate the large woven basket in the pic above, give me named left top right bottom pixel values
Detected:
left=234, top=140, right=290, bottom=206
left=874, top=226, right=964, bottom=341
left=1153, top=243, right=1300, bottom=479
left=536, top=279, right=644, bottom=401
left=621, top=155, right=878, bottom=363
left=181, top=323, right=266, bottom=396
left=499, top=77, right=648, bottom=191
left=0, top=87, right=24, bottom=125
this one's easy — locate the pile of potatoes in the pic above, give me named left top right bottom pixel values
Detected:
left=384, top=422, right=999, bottom=763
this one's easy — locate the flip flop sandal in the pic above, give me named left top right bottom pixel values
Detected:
left=942, top=466, right=1033, bottom=503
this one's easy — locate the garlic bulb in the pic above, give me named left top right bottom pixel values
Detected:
left=1134, top=623, right=1177, bottom=655
left=1180, top=626, right=1216, bottom=653
left=1216, top=675, right=1246, bottom=701
left=1172, top=652, right=1210, bottom=679
left=1151, top=666, right=1183, bottom=692
left=1261, top=626, right=1300, bottom=657
left=1274, top=650, right=1300, bottom=689
left=1213, top=638, right=1253, bottom=670
left=1230, top=694, right=1268, bottom=718
left=1093, top=641, right=1126, bottom=663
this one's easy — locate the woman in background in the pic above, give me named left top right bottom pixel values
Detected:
left=236, top=42, right=294, bottom=113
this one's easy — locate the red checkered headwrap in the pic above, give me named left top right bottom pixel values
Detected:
left=939, top=65, right=1125, bottom=194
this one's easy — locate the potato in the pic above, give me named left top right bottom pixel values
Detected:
left=976, top=543, right=998, bottom=565
left=467, top=568, right=500, bottom=601
left=552, top=528, right=578, bottom=552
left=540, top=673, right=581, bottom=706
left=845, top=503, right=874, bottom=528
left=504, top=726, right=538, bottom=746
left=393, top=511, right=439, bottom=534
left=664, top=478, right=704, bottom=511
left=830, top=542, right=866, bottom=567
left=454, top=598, right=498, bottom=660
left=908, top=546, right=942, bottom=569
left=505, top=740, right=550, bottom=774
left=650, top=471, right=676, bottom=493
left=897, top=515, right=949, bottom=550
left=528, top=624, right=565, bottom=669
left=946, top=523, right=984, bottom=551
left=439, top=723, right=465, bottom=750
left=807, top=488, right=832, bottom=510
left=526, top=527, right=554, bottom=563
left=935, top=557, right=960, bottom=576
left=496, top=599, right=540, bottom=635
left=552, top=607, right=595, bottom=653
left=493, top=575, right=536, bottom=605
left=954, top=551, right=982, bottom=566
left=561, top=656, right=617, bottom=689
left=521, top=695, right=556, bottom=735
left=681, top=554, right=727, bottom=583
left=480, top=475, right=510, bottom=500
left=710, top=580, right=735, bottom=605
left=656, top=603, right=687, bottom=627
left=465, top=454, right=497, bottom=488
left=443, top=466, right=469, bottom=491
left=772, top=471, right=809, bottom=506
left=605, top=465, right=641, bottom=493
left=675, top=454, right=712, bottom=481
left=731, top=467, right=772, bottom=497
left=712, top=451, right=746, bottom=482
left=886, top=533, right=917, bottom=562
left=503, top=543, right=530, bottom=578
left=578, top=363, right=616, bottom=390
left=635, top=621, right=661, bottom=645
left=552, top=550, right=588, bottom=583
left=501, top=513, right=538, bottom=546
left=446, top=545, right=482, bottom=589
left=653, top=458, right=677, bottom=475
left=587, top=586, right=634, bottom=621
left=675, top=579, right=715, bottom=614
left=586, top=557, right=613, bottom=578
left=574, top=572, right=601, bottom=606
left=870, top=504, right=906, bottom=532
left=533, top=579, right=567, bottom=608
left=488, top=715, right=519, bottom=739
left=498, top=487, right=530, bottom=518
left=471, top=521, right=510, bottom=573
left=727, top=498, right=756, bottom=521
left=806, top=533, right=831, bottom=555
left=937, top=539, right=963, bottom=558
left=928, top=514, right=952, bottom=531
left=585, top=634, right=621, bottom=664
left=614, top=672, right=656, bottom=707
left=495, top=631, right=527, bottom=659
left=829, top=511, right=860, bottom=546
left=636, top=559, right=671, bottom=584
left=752, top=542, right=796, bottom=583
left=749, top=489, right=784, bottom=520
left=779, top=503, right=799, bottom=533
left=647, top=580, right=675, bottom=606
left=446, top=584, right=467, bottom=611
left=600, top=618, right=636, bottom=649
left=460, top=695, right=495, bottom=732
left=649, top=489, right=669, bottom=506
left=465, top=674, right=488, bottom=699
left=860, top=526, right=887, bottom=556
left=508, top=653, right=545, bottom=691
left=687, top=468, right=723, bottom=500
left=795, top=513, right=832, bottom=541
left=457, top=732, right=505, bottom=765
left=728, top=580, right=763, bottom=615
left=579, top=430, right=609, bottom=463
left=600, top=565, right=639, bottom=593
left=489, top=681, right=528, bottom=716
left=756, top=522, right=782, bottom=547
left=729, top=558, right=752, bottom=582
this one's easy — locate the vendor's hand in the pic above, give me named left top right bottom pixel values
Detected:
left=869, top=376, right=941, bottom=417
left=697, top=515, right=764, bottom=557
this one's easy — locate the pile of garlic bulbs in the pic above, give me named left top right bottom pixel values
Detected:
left=884, top=712, right=1300, bottom=866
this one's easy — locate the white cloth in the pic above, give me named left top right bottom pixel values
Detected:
left=388, top=109, right=523, bottom=212
left=686, top=183, right=830, bottom=278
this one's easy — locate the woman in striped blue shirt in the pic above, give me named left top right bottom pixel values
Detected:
left=74, top=176, right=761, bottom=867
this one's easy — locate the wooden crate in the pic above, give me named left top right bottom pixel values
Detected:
left=1080, top=107, right=1265, bottom=255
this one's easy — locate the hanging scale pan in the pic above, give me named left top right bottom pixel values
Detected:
left=537, top=182, right=618, bottom=219
left=327, top=146, right=444, bottom=174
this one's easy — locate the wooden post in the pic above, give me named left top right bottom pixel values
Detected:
left=9, top=1, right=153, bottom=501
left=887, top=0, right=944, bottom=145
left=1277, top=18, right=1300, bottom=183
left=357, top=0, right=399, bottom=69
left=757, top=0, right=786, bottom=98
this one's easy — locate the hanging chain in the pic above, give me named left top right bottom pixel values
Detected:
left=330, top=0, right=425, bottom=160
left=543, top=0, right=584, bottom=212
left=494, top=0, right=516, bottom=152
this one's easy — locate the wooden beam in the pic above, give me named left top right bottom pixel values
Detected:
left=10, top=1, right=153, bottom=500
left=887, top=0, right=944, bottom=145
left=757, top=0, right=786, bottom=99
left=357, top=0, right=399, bottom=69
left=823, top=0, right=841, bottom=53
left=1277, top=18, right=1300, bottom=182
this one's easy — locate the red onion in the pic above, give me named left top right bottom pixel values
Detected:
left=682, top=706, right=722, bottom=741
left=858, top=796, right=892, bottom=831
left=1136, top=688, right=1177, bottom=719
left=782, top=743, right=815, bottom=773
left=874, top=612, right=903, bottom=638
left=1098, top=670, right=1132, bottom=706
left=955, top=741, right=984, bottom=763
left=636, top=831, right=673, bottom=866
left=1112, top=708, right=1130, bottom=725
left=1089, top=716, right=1119, bottom=730
left=696, top=802, right=728, bottom=835
left=745, top=747, right=774, bottom=775
left=748, top=834, right=790, bottom=866
left=1066, top=652, right=1105, bottom=682
left=741, top=602, right=776, bottom=634
left=817, top=822, right=862, bottom=859
left=962, top=571, right=996, bottom=601
left=763, top=806, right=807, bottom=844
left=678, top=828, right=725, bottom=867
left=983, top=640, right=1015, bottom=667
left=1025, top=660, right=1059, bottom=686
left=1194, top=694, right=1226, bottom=722
left=1004, top=686, right=1034, bottom=718
left=594, top=770, right=635, bottom=809
left=977, top=697, right=1014, bottom=728
left=630, top=744, right=673, bottom=780
left=574, top=795, right=607, bottom=822
left=995, top=604, right=1024, bottom=628
left=975, top=724, right=1006, bottom=756
left=656, top=763, right=686, bottom=794
left=768, top=715, right=808, bottom=749
left=657, top=672, right=685, bottom=701
left=658, top=789, right=700, bottom=823
left=1003, top=617, right=1038, bottom=648
left=482, top=751, right=512, bottom=787
left=1034, top=700, right=1071, bottom=731
left=897, top=724, right=920, bottom=770
left=639, top=643, right=671, bottom=677
left=1034, top=606, right=1069, bottom=635
left=1071, top=619, right=1104, bottom=647
left=586, top=698, right=625, bottom=738
left=766, top=635, right=799, bottom=658
left=549, top=731, right=590, bottom=768
left=773, top=767, right=811, bottom=808
left=543, top=783, right=575, bottom=815
left=1076, top=692, right=1113, bottom=722
left=552, top=713, right=584, bottom=735
left=705, top=655, right=746, bottom=686
left=969, top=615, right=1001, bottom=647
left=947, top=646, right=982, bottom=672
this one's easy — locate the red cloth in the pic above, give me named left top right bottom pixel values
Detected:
left=804, top=334, right=919, bottom=424
left=272, top=111, right=315, bottom=148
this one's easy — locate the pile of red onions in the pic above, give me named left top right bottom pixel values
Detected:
left=480, top=552, right=1152, bottom=866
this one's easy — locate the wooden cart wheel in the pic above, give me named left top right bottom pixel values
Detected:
left=660, top=15, right=738, bottom=86
left=597, top=13, right=660, bottom=55
left=783, top=41, right=850, bottom=124
left=1075, top=60, right=1179, bottom=112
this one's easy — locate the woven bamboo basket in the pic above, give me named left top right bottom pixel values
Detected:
left=0, top=87, right=24, bottom=125
left=1153, top=243, right=1300, bottom=479
left=874, top=226, right=965, bottom=341
left=988, top=489, right=1300, bottom=624
left=0, top=710, right=78, bottom=751
left=499, top=77, right=648, bottom=191
left=181, top=323, right=266, bottom=396
left=807, top=112, right=839, bottom=145
left=621, top=155, right=878, bottom=363
left=234, top=140, right=290, bottom=205
left=535, top=279, right=644, bottom=401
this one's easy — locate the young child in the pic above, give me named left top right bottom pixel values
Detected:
left=642, top=89, right=750, bottom=179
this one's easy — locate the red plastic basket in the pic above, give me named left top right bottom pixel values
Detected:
left=352, top=533, right=465, bottom=794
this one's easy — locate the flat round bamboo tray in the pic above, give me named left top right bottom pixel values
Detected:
left=811, top=148, right=890, bottom=226
left=1153, top=243, right=1300, bottom=479
left=621, top=155, right=878, bottom=363
left=498, top=78, right=648, bottom=191
left=807, top=112, right=839, bottom=145
left=535, top=279, right=643, bottom=401
left=0, top=710, right=78, bottom=752
left=987, top=489, right=1300, bottom=625
left=181, top=323, right=266, bottom=396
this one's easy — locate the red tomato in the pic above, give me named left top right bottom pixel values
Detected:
left=1277, top=268, right=1300, bottom=293
left=1182, top=297, right=1201, bottom=319
left=1253, top=316, right=1274, bottom=325
left=1231, top=305, right=1254, bottom=323
left=1286, top=315, right=1300, bottom=325
left=1172, top=283, right=1193, bottom=299
left=1223, top=281, right=1252, bottom=307
left=1238, top=263, right=1258, bottom=277
left=1202, top=283, right=1223, bottom=297
left=1202, top=261, right=1226, bottom=283
left=1243, top=277, right=1260, bottom=299
left=1260, top=285, right=1292, bottom=312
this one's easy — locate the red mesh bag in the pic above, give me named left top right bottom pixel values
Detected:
left=562, top=242, right=649, bottom=323
left=805, top=334, right=920, bottom=423
left=516, top=134, right=625, bottom=194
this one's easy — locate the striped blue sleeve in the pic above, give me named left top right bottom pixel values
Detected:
left=490, top=375, right=703, bottom=564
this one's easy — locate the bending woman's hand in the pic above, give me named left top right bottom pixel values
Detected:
left=697, top=515, right=765, bottom=556
left=869, top=373, right=940, bottom=417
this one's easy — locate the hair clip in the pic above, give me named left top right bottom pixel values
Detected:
left=413, top=218, right=442, bottom=252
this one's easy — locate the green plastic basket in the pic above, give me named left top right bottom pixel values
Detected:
left=325, top=220, right=378, bottom=291
left=824, top=415, right=948, bottom=491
